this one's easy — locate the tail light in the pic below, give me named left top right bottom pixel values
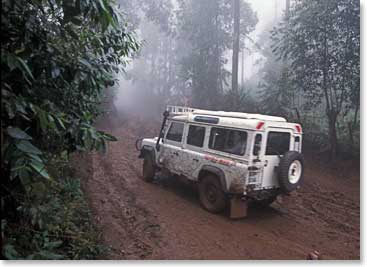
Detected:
left=295, top=125, right=302, bottom=133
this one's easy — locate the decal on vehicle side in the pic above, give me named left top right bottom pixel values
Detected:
left=204, top=155, right=236, bottom=166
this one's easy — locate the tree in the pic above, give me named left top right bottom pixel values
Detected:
left=231, top=0, right=258, bottom=108
left=271, top=0, right=360, bottom=159
left=231, top=0, right=240, bottom=104
left=1, top=0, right=139, bottom=258
left=117, top=0, right=183, bottom=114
left=177, top=0, right=234, bottom=109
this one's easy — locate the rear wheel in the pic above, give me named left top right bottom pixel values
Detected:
left=198, top=175, right=227, bottom=213
left=142, top=153, right=155, bottom=182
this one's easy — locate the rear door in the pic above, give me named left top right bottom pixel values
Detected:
left=261, top=129, right=293, bottom=188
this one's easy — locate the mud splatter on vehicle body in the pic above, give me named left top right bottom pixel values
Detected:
left=139, top=106, right=304, bottom=217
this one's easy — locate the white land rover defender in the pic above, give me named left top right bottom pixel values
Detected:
left=137, top=106, right=304, bottom=218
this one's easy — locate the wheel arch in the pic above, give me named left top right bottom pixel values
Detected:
left=198, top=165, right=228, bottom=192
left=138, top=145, right=156, bottom=164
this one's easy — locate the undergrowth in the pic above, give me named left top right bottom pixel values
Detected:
left=1, top=154, right=106, bottom=260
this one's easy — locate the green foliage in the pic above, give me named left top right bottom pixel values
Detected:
left=220, top=84, right=259, bottom=114
left=2, top=0, right=139, bottom=160
left=271, top=0, right=359, bottom=114
left=176, top=0, right=257, bottom=109
left=258, top=66, right=296, bottom=119
left=259, top=0, right=359, bottom=157
left=1, top=0, right=138, bottom=259
left=177, top=0, right=233, bottom=109
left=2, top=160, right=106, bottom=259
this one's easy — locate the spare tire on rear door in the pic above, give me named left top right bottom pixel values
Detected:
left=278, top=151, right=304, bottom=193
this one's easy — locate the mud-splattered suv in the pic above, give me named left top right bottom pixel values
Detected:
left=137, top=106, right=304, bottom=218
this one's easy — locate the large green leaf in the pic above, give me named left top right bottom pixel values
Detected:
left=29, top=160, right=51, bottom=180
left=16, top=57, right=34, bottom=80
left=28, top=153, right=43, bottom=163
left=100, top=132, right=117, bottom=141
left=7, top=127, right=32, bottom=140
left=16, top=140, right=42, bottom=155
left=37, top=110, right=48, bottom=132
left=3, top=244, right=20, bottom=260
left=55, top=117, right=66, bottom=130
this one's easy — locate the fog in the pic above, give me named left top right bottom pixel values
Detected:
left=236, top=0, right=286, bottom=79
left=113, top=0, right=287, bottom=117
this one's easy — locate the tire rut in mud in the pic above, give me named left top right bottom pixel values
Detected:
left=78, top=118, right=359, bottom=260
left=85, top=151, right=164, bottom=259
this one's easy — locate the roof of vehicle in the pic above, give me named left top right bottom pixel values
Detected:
left=193, top=109, right=286, bottom=122
left=167, top=106, right=302, bottom=133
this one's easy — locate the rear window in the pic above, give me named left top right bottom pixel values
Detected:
left=266, top=132, right=290, bottom=155
left=253, top=134, right=262, bottom=156
left=209, top=127, right=247, bottom=155
left=166, top=122, right=184, bottom=142
left=187, top=125, right=205, bottom=147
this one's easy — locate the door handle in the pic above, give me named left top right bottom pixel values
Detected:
left=173, top=151, right=179, bottom=156
left=264, top=160, right=268, bottom=167
left=193, top=158, right=199, bottom=162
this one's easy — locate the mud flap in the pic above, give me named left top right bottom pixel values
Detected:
left=230, top=197, right=248, bottom=219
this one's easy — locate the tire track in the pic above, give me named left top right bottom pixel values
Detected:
left=77, top=117, right=360, bottom=260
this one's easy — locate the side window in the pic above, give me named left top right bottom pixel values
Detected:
left=187, top=125, right=206, bottom=147
left=253, top=134, right=262, bottom=156
left=209, top=127, right=247, bottom=155
left=166, top=122, right=184, bottom=142
left=266, top=132, right=290, bottom=155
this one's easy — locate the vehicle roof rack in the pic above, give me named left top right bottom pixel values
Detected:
left=193, top=109, right=287, bottom=122
left=165, top=105, right=286, bottom=122
left=166, top=105, right=195, bottom=115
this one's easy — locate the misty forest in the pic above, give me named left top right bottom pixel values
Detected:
left=1, top=0, right=360, bottom=260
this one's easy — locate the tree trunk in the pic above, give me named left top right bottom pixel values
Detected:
left=348, top=122, right=354, bottom=146
left=348, top=104, right=359, bottom=146
left=231, top=0, right=240, bottom=107
left=285, top=0, right=290, bottom=19
left=327, top=110, right=338, bottom=161
left=353, top=103, right=359, bottom=128
left=294, top=107, right=301, bottom=123
left=241, top=46, right=245, bottom=86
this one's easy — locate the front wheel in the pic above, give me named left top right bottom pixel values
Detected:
left=198, top=175, right=227, bottom=213
left=142, top=154, right=156, bottom=182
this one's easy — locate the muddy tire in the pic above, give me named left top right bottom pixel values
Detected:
left=143, top=153, right=155, bottom=182
left=278, top=151, right=304, bottom=193
left=198, top=175, right=227, bottom=213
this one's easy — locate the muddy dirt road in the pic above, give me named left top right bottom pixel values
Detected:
left=77, top=118, right=360, bottom=260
